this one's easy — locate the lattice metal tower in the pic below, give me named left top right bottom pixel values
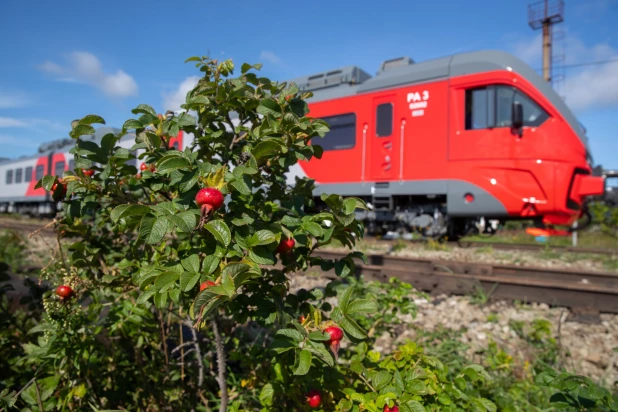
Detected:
left=528, top=0, right=565, bottom=87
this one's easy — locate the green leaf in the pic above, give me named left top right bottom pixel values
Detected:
left=170, top=211, right=198, bottom=233
left=248, top=230, right=276, bottom=247
left=293, top=350, right=312, bottom=376
left=339, top=314, right=366, bottom=340
left=248, top=246, right=274, bottom=265
left=338, top=286, right=354, bottom=314
left=180, top=271, right=201, bottom=292
left=79, top=114, right=106, bottom=126
left=205, top=220, right=231, bottom=247
left=372, top=371, right=392, bottom=391
left=259, top=383, right=274, bottom=407
left=41, top=175, right=56, bottom=191
left=139, top=216, right=169, bottom=244
left=221, top=271, right=235, bottom=297
left=477, top=398, right=497, bottom=412
left=70, top=124, right=95, bottom=138
left=302, top=221, right=323, bottom=237
left=181, top=255, right=200, bottom=273
left=305, top=340, right=335, bottom=367
left=275, top=329, right=304, bottom=342
left=252, top=140, right=283, bottom=160
left=155, top=271, right=179, bottom=290
left=158, top=156, right=191, bottom=172
left=347, top=299, right=378, bottom=314
left=111, top=204, right=151, bottom=223
left=132, top=104, right=156, bottom=116
left=404, top=400, right=426, bottom=412
left=123, top=119, right=142, bottom=130
left=202, top=255, right=220, bottom=275
left=308, top=331, right=330, bottom=341
left=256, top=97, right=282, bottom=117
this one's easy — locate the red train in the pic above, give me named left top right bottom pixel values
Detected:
left=289, top=50, right=605, bottom=238
left=0, top=50, right=607, bottom=239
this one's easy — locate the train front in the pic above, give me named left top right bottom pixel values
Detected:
left=530, top=118, right=605, bottom=236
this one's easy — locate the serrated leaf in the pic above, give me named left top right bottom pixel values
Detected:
left=256, top=98, right=282, bottom=117
left=302, top=221, right=323, bottom=237
left=248, top=246, right=274, bottom=265
left=132, top=104, right=156, bottom=116
left=294, top=350, right=312, bottom=376
left=79, top=114, right=105, bottom=126
left=270, top=339, right=297, bottom=354
left=477, top=398, right=497, bottom=412
left=221, top=271, right=235, bottom=297
left=252, top=140, right=283, bottom=160
left=372, top=371, right=392, bottom=391
left=155, top=271, right=179, bottom=290
left=308, top=331, right=330, bottom=341
left=158, top=156, right=190, bottom=172
left=202, top=255, right=220, bottom=275
left=180, top=271, right=201, bottom=292
left=181, top=255, right=200, bottom=273
left=404, top=400, right=426, bottom=412
left=139, top=216, right=169, bottom=244
left=275, top=329, right=304, bottom=342
left=248, top=230, right=276, bottom=247
left=347, top=299, right=378, bottom=314
left=170, top=211, right=198, bottom=233
left=259, top=383, right=274, bottom=407
left=339, top=314, right=366, bottom=340
left=111, top=204, right=151, bottom=223
left=41, top=175, right=56, bottom=191
left=205, top=220, right=231, bottom=247
left=70, top=124, right=95, bottom=138
left=338, top=286, right=354, bottom=313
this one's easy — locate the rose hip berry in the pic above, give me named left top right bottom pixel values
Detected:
left=200, top=280, right=216, bottom=292
left=276, top=237, right=295, bottom=254
left=325, top=325, right=344, bottom=359
left=55, top=285, right=75, bottom=299
left=195, top=188, right=224, bottom=210
left=384, top=405, right=399, bottom=412
left=305, top=389, right=321, bottom=408
left=82, top=169, right=94, bottom=177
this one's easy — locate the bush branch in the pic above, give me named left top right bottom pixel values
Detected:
left=212, top=317, right=228, bottom=412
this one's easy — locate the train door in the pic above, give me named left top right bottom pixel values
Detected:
left=366, top=95, right=398, bottom=181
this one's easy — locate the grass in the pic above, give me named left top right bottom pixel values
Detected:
left=462, top=228, right=618, bottom=249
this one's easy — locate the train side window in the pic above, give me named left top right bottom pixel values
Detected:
left=15, top=168, right=22, bottom=183
left=312, top=113, right=356, bottom=151
left=6, top=170, right=13, bottom=184
left=35, top=165, right=44, bottom=180
left=465, top=88, right=490, bottom=130
left=69, top=159, right=75, bottom=170
left=54, top=161, right=65, bottom=177
left=376, top=103, right=393, bottom=137
left=25, top=166, right=33, bottom=182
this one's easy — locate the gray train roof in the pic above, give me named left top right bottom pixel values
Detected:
left=287, top=49, right=592, bottom=161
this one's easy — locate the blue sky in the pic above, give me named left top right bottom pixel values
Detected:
left=1, top=0, right=617, bottom=168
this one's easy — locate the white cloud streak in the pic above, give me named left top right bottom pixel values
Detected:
left=38, top=51, right=139, bottom=98
left=162, top=76, right=199, bottom=112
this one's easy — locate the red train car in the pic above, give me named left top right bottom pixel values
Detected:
left=287, top=50, right=605, bottom=238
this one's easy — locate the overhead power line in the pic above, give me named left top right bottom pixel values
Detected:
left=534, top=58, right=618, bottom=71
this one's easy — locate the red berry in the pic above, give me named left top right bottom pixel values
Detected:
left=55, top=285, right=75, bottom=299
left=140, top=163, right=149, bottom=171
left=51, top=183, right=57, bottom=191
left=150, top=164, right=156, bottom=172
left=82, top=169, right=94, bottom=177
left=276, top=237, right=295, bottom=254
left=200, top=280, right=216, bottom=292
left=299, top=315, right=306, bottom=323
left=324, top=326, right=343, bottom=343
left=383, top=405, right=399, bottom=412
left=306, top=389, right=321, bottom=408
left=195, top=188, right=224, bottom=210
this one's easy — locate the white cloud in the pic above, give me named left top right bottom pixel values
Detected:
left=0, top=92, right=30, bottom=109
left=0, top=117, right=27, bottom=128
left=259, top=50, right=282, bottom=66
left=38, top=51, right=139, bottom=98
left=511, top=34, right=618, bottom=113
left=162, top=76, right=199, bottom=112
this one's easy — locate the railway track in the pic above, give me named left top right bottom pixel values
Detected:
left=313, top=250, right=618, bottom=314
left=0, top=218, right=55, bottom=235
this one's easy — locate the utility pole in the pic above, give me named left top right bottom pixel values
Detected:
left=528, top=0, right=565, bottom=84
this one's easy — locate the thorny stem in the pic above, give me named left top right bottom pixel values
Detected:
left=186, top=319, right=204, bottom=388
left=212, top=317, right=228, bottom=412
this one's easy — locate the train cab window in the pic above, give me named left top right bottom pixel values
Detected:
left=6, top=170, right=13, bottom=184
left=376, top=103, right=393, bottom=137
left=35, top=165, right=44, bottom=181
left=25, top=166, right=32, bottom=182
left=496, top=86, right=549, bottom=127
left=15, top=168, right=22, bottom=184
left=173, top=142, right=179, bottom=150
left=54, top=161, right=65, bottom=177
left=312, top=113, right=356, bottom=151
